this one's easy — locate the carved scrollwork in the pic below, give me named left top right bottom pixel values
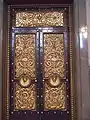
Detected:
left=15, top=34, right=36, bottom=79
left=14, top=34, right=36, bottom=110
left=44, top=82, right=66, bottom=110
left=15, top=83, right=36, bottom=110
left=44, top=34, right=66, bottom=110
left=16, top=10, right=63, bottom=27
left=44, top=34, right=65, bottom=79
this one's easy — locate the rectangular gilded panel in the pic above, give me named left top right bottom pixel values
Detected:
left=44, top=82, right=66, bottom=110
left=15, top=84, right=36, bottom=110
left=14, top=34, right=36, bottom=110
left=15, top=34, right=36, bottom=78
left=16, top=10, right=63, bottom=27
left=44, top=34, right=66, bottom=110
left=44, top=34, right=65, bottom=78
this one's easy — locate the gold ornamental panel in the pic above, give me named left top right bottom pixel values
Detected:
left=44, top=34, right=66, bottom=110
left=14, top=34, right=36, bottom=110
left=15, top=34, right=36, bottom=79
left=16, top=11, right=63, bottom=27
left=15, top=83, right=36, bottom=110
left=44, top=34, right=65, bottom=78
left=44, top=82, right=66, bottom=110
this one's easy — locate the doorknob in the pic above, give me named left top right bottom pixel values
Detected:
left=44, top=74, right=61, bottom=87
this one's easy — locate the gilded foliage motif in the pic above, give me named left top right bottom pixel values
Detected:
left=15, top=83, right=36, bottom=110
left=14, top=34, right=36, bottom=110
left=44, top=82, right=66, bottom=110
left=44, top=34, right=66, bottom=110
left=15, top=34, right=36, bottom=79
left=44, top=34, right=65, bottom=78
left=16, top=11, right=63, bottom=27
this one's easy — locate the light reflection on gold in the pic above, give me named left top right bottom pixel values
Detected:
left=49, top=74, right=61, bottom=87
left=19, top=75, right=31, bottom=87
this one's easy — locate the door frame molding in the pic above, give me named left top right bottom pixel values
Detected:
left=2, top=4, right=76, bottom=120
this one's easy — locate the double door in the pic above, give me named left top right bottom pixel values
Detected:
left=9, top=27, right=70, bottom=120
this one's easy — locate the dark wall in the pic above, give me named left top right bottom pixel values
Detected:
left=4, top=1, right=73, bottom=5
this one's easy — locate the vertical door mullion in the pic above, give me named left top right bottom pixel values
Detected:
left=36, top=31, right=40, bottom=111
left=36, top=30, right=44, bottom=113
left=39, top=31, right=44, bottom=112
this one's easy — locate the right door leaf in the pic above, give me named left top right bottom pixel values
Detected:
left=43, top=33, right=66, bottom=110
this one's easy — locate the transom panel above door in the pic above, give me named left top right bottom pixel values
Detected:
left=7, top=7, right=72, bottom=120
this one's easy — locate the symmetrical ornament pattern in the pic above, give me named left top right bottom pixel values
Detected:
left=14, top=34, right=36, bottom=110
left=19, top=74, right=31, bottom=88
left=16, top=11, right=63, bottom=27
left=44, top=34, right=66, bottom=110
left=15, top=34, right=36, bottom=79
left=44, top=82, right=66, bottom=110
left=15, top=83, right=36, bottom=110
left=48, top=74, right=61, bottom=87
left=44, top=34, right=65, bottom=78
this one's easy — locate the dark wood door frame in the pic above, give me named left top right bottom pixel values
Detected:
left=2, top=4, right=76, bottom=120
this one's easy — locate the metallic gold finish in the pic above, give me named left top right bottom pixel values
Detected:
left=19, top=75, right=31, bottom=87
left=48, top=74, right=61, bottom=87
left=16, top=11, right=63, bottom=27
left=44, top=82, right=66, bottom=110
left=15, top=34, right=36, bottom=79
left=6, top=6, right=76, bottom=120
left=15, top=83, right=36, bottom=110
left=14, top=34, right=36, bottom=110
left=44, top=34, right=66, bottom=110
left=44, top=34, right=65, bottom=78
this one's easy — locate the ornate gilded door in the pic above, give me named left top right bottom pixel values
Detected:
left=9, top=7, right=71, bottom=120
